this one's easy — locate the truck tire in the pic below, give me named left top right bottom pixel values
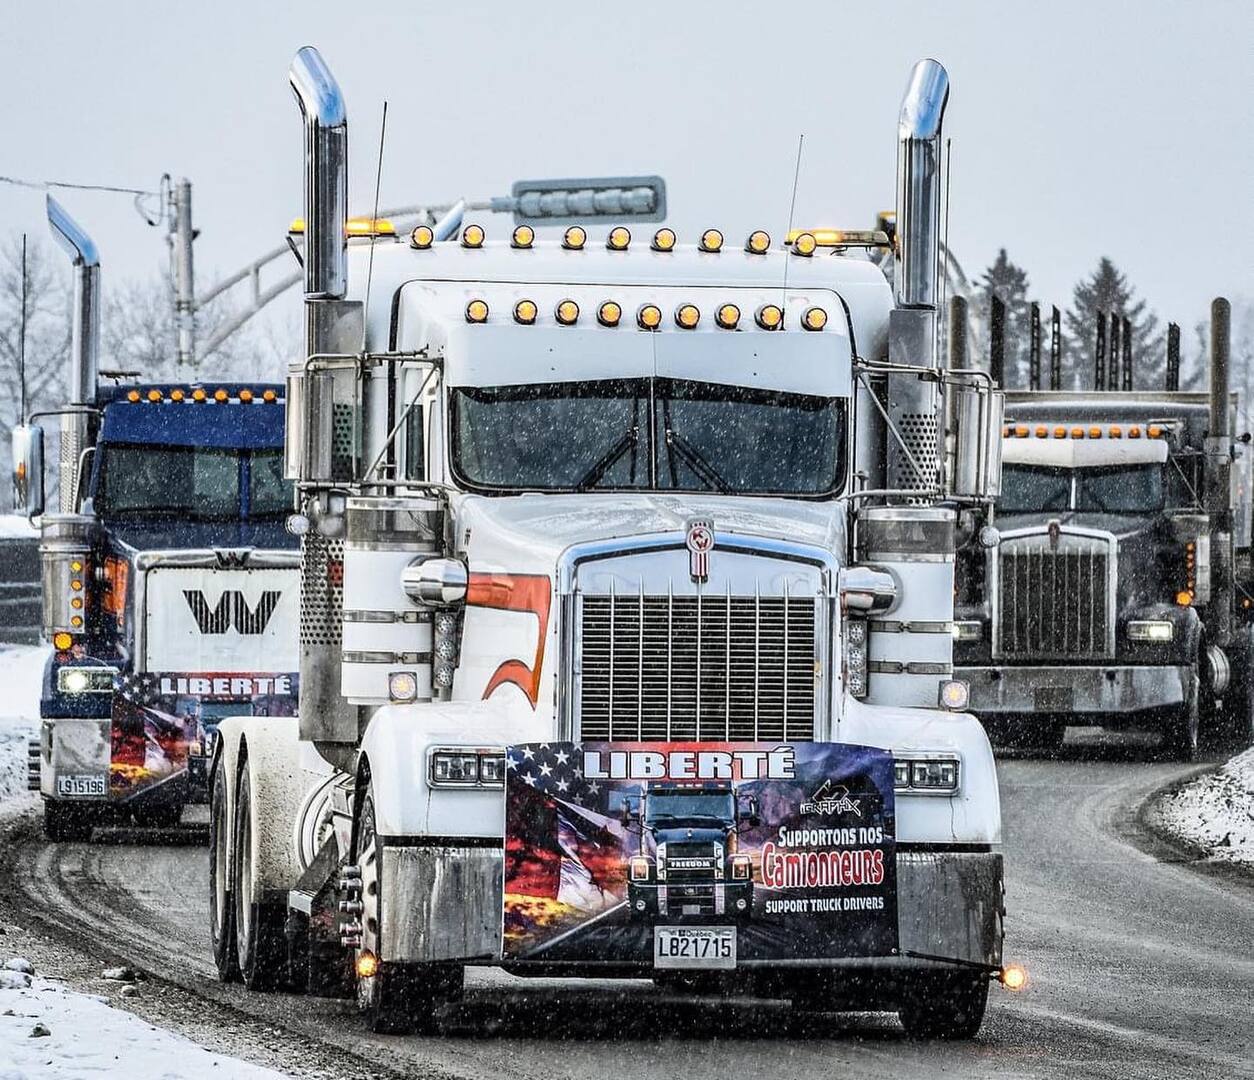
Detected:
left=43, top=800, right=96, bottom=842
left=354, top=787, right=463, bottom=1034
left=1216, top=632, right=1254, bottom=750
left=209, top=763, right=240, bottom=983
left=232, top=764, right=290, bottom=991
left=1162, top=667, right=1201, bottom=761
left=132, top=802, right=184, bottom=829
left=898, top=971, right=989, bottom=1039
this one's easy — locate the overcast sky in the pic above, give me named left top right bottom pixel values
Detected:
left=2, top=0, right=1250, bottom=348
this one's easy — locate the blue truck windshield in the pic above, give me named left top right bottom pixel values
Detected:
left=645, top=792, right=735, bottom=823
left=94, top=445, right=291, bottom=520
left=451, top=378, right=845, bottom=495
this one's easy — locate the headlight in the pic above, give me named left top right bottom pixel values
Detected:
left=729, top=854, right=752, bottom=881
left=951, top=620, right=983, bottom=642
left=893, top=755, right=961, bottom=794
left=629, top=856, right=651, bottom=882
left=428, top=747, right=506, bottom=789
left=57, top=666, right=118, bottom=694
left=1127, top=620, right=1174, bottom=642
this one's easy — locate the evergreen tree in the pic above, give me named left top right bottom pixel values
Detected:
left=974, top=249, right=1033, bottom=389
left=1064, top=257, right=1163, bottom=391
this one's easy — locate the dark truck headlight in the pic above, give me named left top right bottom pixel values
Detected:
left=893, top=754, right=961, bottom=794
left=629, top=856, right=651, bottom=882
left=57, top=666, right=118, bottom=694
left=1127, top=620, right=1174, bottom=643
left=729, top=854, right=752, bottom=881
left=428, top=747, right=506, bottom=788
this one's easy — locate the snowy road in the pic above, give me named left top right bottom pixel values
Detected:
left=2, top=747, right=1252, bottom=1080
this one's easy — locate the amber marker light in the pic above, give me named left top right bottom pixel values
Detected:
left=755, top=303, right=783, bottom=330
left=71, top=615, right=83, bottom=628
left=745, top=230, right=771, bottom=254
left=1089, top=426, right=1102, bottom=439
left=1053, top=425, right=1067, bottom=438
left=170, top=389, right=185, bottom=402
left=262, top=389, right=277, bottom=403
left=637, top=304, right=662, bottom=331
left=555, top=299, right=580, bottom=325
left=1070, top=426, right=1084, bottom=438
left=146, top=389, right=162, bottom=402
left=1035, top=425, right=1047, bottom=438
left=514, top=299, right=538, bottom=325
left=192, top=388, right=207, bottom=403
left=999, top=964, right=1027, bottom=992
left=699, top=229, right=724, bottom=253
left=1014, top=425, right=1028, bottom=438
left=606, top=226, right=631, bottom=251
left=465, top=299, right=489, bottom=324
left=214, top=389, right=229, bottom=403
left=563, top=225, right=587, bottom=250
left=597, top=301, right=622, bottom=328
left=238, top=389, right=254, bottom=403
left=802, top=306, right=828, bottom=331
left=511, top=224, right=534, bottom=249
left=355, top=950, right=379, bottom=979
left=410, top=225, right=434, bottom=249
left=53, top=632, right=72, bottom=651
left=675, top=304, right=700, bottom=330
left=127, top=390, right=140, bottom=403
left=716, top=303, right=741, bottom=330
left=1148, top=424, right=1164, bottom=438
left=1176, top=590, right=1193, bottom=607
left=651, top=228, right=676, bottom=252
left=793, top=231, right=818, bottom=256
left=461, top=223, right=485, bottom=248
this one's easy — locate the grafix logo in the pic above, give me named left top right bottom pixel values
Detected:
left=183, top=590, right=281, bottom=635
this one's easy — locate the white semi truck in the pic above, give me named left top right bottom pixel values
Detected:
left=209, top=47, right=1012, bottom=1038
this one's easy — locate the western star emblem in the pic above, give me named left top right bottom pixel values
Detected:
left=686, top=520, right=714, bottom=583
left=183, top=590, right=281, bottom=635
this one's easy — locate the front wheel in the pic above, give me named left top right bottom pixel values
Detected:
left=232, top=763, right=290, bottom=990
left=1162, top=666, right=1201, bottom=761
left=209, top=763, right=239, bottom=982
left=898, top=972, right=990, bottom=1040
left=354, top=786, right=463, bottom=1034
left=43, top=800, right=97, bottom=842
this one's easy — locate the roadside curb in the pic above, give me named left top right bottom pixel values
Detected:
left=1132, top=765, right=1254, bottom=891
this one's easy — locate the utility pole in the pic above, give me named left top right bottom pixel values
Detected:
left=169, top=177, right=196, bottom=365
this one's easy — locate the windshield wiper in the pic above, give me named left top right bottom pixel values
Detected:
left=664, top=430, right=732, bottom=494
left=575, top=427, right=639, bottom=490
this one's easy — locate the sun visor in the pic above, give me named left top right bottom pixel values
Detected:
left=1002, top=438, right=1168, bottom=468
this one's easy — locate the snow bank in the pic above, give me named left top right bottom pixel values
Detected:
left=1150, top=747, right=1254, bottom=868
left=0, top=966, right=290, bottom=1079
left=0, top=644, right=50, bottom=806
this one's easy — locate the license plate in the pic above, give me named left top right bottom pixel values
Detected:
left=56, top=774, right=107, bottom=798
left=654, top=926, right=736, bottom=969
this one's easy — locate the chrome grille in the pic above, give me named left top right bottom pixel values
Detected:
left=578, top=594, right=816, bottom=741
left=996, top=534, right=1113, bottom=659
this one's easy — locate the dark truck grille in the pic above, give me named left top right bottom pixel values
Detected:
left=578, top=594, right=816, bottom=741
left=995, top=533, right=1113, bottom=659
left=662, top=842, right=719, bottom=882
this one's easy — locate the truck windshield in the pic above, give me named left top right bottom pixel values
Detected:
left=1076, top=466, right=1164, bottom=513
left=998, top=466, right=1071, bottom=513
left=645, top=792, right=735, bottom=823
left=451, top=378, right=845, bottom=495
left=94, top=445, right=292, bottom=521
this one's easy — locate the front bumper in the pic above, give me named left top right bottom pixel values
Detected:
left=957, top=663, right=1188, bottom=716
left=379, top=842, right=1003, bottom=971
left=626, top=879, right=754, bottom=921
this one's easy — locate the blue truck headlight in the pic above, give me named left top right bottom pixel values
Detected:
left=1127, top=620, right=1174, bottom=642
left=57, top=666, right=118, bottom=694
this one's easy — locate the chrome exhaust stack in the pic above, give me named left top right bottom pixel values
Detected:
left=894, top=59, right=949, bottom=315
left=287, top=46, right=364, bottom=766
left=46, top=196, right=101, bottom=513
left=1207, top=298, right=1234, bottom=647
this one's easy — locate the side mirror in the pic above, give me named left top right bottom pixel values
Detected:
left=949, top=384, right=1004, bottom=499
left=619, top=801, right=632, bottom=826
left=12, top=424, right=45, bottom=518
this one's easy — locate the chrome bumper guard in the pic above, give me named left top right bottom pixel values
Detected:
left=380, top=843, right=1002, bottom=969
left=957, top=664, right=1188, bottom=715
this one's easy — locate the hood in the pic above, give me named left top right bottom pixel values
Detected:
left=456, top=492, right=846, bottom=574
left=650, top=825, right=730, bottom=846
left=103, top=518, right=296, bottom=556
left=996, top=511, right=1157, bottom=543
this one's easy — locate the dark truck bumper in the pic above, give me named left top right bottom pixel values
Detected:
left=957, top=663, right=1189, bottom=717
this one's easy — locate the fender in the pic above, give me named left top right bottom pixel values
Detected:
left=357, top=699, right=548, bottom=839
left=839, top=699, right=1003, bottom=846
left=213, top=715, right=305, bottom=904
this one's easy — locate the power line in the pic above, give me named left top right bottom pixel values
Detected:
left=0, top=174, right=158, bottom=197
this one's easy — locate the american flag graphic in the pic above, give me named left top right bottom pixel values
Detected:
left=505, top=743, right=627, bottom=915
left=115, top=671, right=161, bottom=706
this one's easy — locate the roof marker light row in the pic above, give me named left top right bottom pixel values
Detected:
left=463, top=298, right=828, bottom=331
left=1003, top=422, right=1165, bottom=439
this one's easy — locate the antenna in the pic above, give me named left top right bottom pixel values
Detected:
left=781, top=134, right=805, bottom=309
left=362, top=100, right=389, bottom=347
left=19, top=233, right=28, bottom=420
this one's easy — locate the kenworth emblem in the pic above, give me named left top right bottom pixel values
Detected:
left=686, top=519, right=714, bottom=583
left=183, top=590, right=281, bottom=635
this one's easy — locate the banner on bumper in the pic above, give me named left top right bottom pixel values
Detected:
left=503, top=741, right=897, bottom=965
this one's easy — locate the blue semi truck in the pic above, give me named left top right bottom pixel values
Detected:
left=11, top=197, right=298, bottom=840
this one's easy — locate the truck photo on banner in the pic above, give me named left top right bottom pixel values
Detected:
left=503, top=742, right=898, bottom=968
